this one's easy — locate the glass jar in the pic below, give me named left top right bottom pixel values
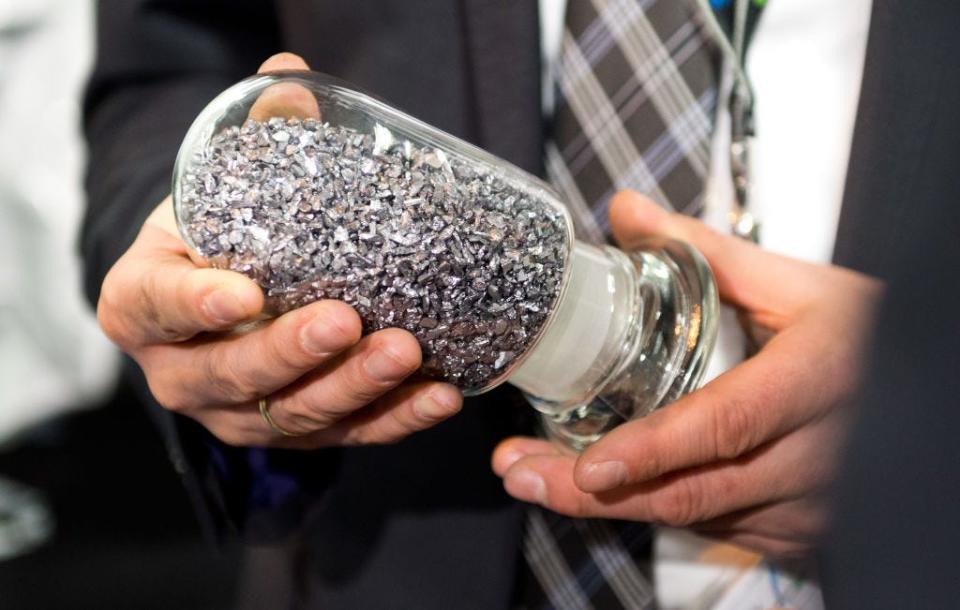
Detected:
left=173, top=71, right=718, bottom=451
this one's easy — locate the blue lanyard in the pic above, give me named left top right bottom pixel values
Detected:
left=710, top=0, right=768, bottom=50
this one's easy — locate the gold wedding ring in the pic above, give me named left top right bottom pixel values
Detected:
left=258, top=397, right=303, bottom=437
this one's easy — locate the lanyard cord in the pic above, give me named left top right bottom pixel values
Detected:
left=692, top=0, right=754, bottom=114
left=693, top=0, right=762, bottom=242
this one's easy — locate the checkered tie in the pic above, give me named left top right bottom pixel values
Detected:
left=520, top=1, right=721, bottom=608
left=545, top=0, right=721, bottom=244
left=519, top=510, right=656, bottom=610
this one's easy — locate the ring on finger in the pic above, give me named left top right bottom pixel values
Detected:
left=258, top=397, right=304, bottom=437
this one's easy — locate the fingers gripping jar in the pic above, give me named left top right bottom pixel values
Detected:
left=173, top=71, right=719, bottom=451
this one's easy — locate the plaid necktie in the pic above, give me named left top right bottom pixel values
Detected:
left=520, top=1, right=721, bottom=608
left=545, top=0, right=721, bottom=243
left=519, top=510, right=656, bottom=610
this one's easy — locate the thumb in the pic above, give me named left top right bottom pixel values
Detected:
left=250, top=52, right=320, bottom=121
left=258, top=52, right=311, bottom=73
left=609, top=190, right=817, bottom=315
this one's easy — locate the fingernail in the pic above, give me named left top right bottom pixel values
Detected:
left=363, top=348, right=413, bottom=383
left=505, top=470, right=547, bottom=505
left=579, top=461, right=628, bottom=492
left=413, top=391, right=460, bottom=421
left=301, top=316, right=352, bottom=356
left=203, top=290, right=245, bottom=324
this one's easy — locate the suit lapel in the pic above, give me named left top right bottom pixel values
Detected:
left=461, top=0, right=543, bottom=174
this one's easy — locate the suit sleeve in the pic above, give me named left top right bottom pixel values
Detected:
left=81, top=0, right=281, bottom=301
left=81, top=0, right=340, bottom=544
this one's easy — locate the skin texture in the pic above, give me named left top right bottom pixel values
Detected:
left=492, top=190, right=882, bottom=557
left=97, top=53, right=464, bottom=449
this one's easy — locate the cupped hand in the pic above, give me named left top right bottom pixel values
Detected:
left=492, top=191, right=882, bottom=556
left=97, top=52, right=462, bottom=448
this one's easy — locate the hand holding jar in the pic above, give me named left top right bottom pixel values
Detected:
left=493, top=192, right=882, bottom=557
left=97, top=54, right=465, bottom=448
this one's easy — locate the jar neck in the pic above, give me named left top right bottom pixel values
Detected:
left=508, top=239, right=719, bottom=451
left=507, top=242, right=649, bottom=414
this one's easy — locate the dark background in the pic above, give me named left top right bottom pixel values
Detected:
left=0, top=382, right=240, bottom=610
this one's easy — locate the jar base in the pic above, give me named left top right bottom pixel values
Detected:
left=539, top=238, right=718, bottom=452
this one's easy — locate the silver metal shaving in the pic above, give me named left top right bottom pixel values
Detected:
left=179, top=117, right=568, bottom=390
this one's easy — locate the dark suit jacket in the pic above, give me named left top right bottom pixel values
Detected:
left=822, top=1, right=960, bottom=608
left=81, top=0, right=959, bottom=608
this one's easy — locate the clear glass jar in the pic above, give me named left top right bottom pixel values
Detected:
left=173, top=71, right=718, bottom=451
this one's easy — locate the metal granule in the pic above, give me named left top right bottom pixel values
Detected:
left=179, top=117, right=568, bottom=390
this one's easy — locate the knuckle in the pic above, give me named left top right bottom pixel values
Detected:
left=334, top=427, right=366, bottom=446
left=97, top=271, right=134, bottom=346
left=349, top=420, right=396, bottom=447
left=567, top=495, right=592, bottom=519
left=710, top=395, right=757, bottom=460
left=686, top=216, right=719, bottom=243
left=285, top=403, right=320, bottom=428
left=284, top=396, right=337, bottom=431
left=380, top=410, right=419, bottom=442
left=144, top=372, right=192, bottom=413
left=342, top=425, right=401, bottom=447
left=354, top=385, right=387, bottom=407
left=148, top=270, right=195, bottom=342
left=340, top=399, right=417, bottom=446
left=651, top=478, right=706, bottom=527
left=137, top=271, right=165, bottom=331
left=377, top=432, right=405, bottom=446
left=96, top=297, right=125, bottom=346
left=633, top=429, right=666, bottom=478
left=267, top=326, right=311, bottom=371
left=352, top=366, right=395, bottom=403
left=203, top=351, right=258, bottom=403
left=278, top=398, right=309, bottom=421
